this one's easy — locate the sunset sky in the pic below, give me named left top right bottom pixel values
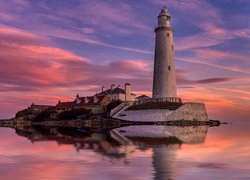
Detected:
left=0, top=0, right=249, bottom=121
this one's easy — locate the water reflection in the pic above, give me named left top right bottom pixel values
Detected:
left=114, top=125, right=208, bottom=180
left=10, top=124, right=208, bottom=179
left=1, top=122, right=249, bottom=179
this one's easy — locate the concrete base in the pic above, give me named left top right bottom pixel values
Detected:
left=115, top=102, right=208, bottom=122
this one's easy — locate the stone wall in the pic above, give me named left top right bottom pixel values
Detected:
left=115, top=102, right=208, bottom=122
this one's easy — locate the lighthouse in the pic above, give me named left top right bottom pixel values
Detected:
left=152, top=8, right=177, bottom=98
left=113, top=8, right=209, bottom=122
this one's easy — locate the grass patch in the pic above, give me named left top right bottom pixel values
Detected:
left=126, top=102, right=183, bottom=111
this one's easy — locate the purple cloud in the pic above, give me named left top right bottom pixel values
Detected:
left=195, top=78, right=232, bottom=84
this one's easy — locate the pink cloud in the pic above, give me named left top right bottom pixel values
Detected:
left=202, top=24, right=228, bottom=36
left=193, top=49, right=249, bottom=62
left=109, top=60, right=151, bottom=70
left=0, top=26, right=91, bottom=86
left=233, top=29, right=250, bottom=38
left=82, top=27, right=95, bottom=35
left=16, top=45, right=89, bottom=62
left=0, top=25, right=248, bottom=122
left=0, top=26, right=154, bottom=117
left=0, top=26, right=37, bottom=38
left=174, top=25, right=234, bottom=51
left=61, top=1, right=150, bottom=34
left=0, top=26, right=90, bottom=62
left=175, top=23, right=250, bottom=51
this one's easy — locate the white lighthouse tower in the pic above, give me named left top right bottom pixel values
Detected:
left=152, top=8, right=177, bottom=99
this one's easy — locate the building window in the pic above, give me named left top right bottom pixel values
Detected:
left=172, top=45, right=174, bottom=50
left=167, top=33, right=169, bottom=37
left=168, top=66, right=171, bottom=70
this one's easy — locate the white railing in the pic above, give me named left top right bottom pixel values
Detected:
left=109, top=101, right=135, bottom=117
left=109, top=102, right=127, bottom=117
left=134, top=97, right=182, bottom=105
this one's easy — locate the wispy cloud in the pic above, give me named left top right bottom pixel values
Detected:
left=195, top=78, right=232, bottom=84
left=176, top=57, right=250, bottom=75
left=33, top=26, right=153, bottom=55
left=175, top=25, right=250, bottom=51
left=0, top=1, right=153, bottom=55
left=60, top=0, right=151, bottom=34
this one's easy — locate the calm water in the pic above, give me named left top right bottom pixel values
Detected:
left=0, top=122, right=249, bottom=180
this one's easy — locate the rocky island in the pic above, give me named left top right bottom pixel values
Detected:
left=0, top=8, right=221, bottom=127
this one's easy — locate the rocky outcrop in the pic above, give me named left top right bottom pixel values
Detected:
left=166, top=102, right=208, bottom=121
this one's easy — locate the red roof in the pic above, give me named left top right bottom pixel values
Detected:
left=31, top=104, right=54, bottom=108
left=76, top=96, right=106, bottom=105
left=55, top=101, right=75, bottom=109
left=135, top=95, right=151, bottom=99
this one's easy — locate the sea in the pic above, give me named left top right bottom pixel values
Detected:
left=0, top=121, right=249, bottom=180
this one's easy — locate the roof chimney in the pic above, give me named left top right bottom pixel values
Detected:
left=102, top=86, right=105, bottom=92
left=125, top=83, right=131, bottom=101
left=111, top=84, right=115, bottom=90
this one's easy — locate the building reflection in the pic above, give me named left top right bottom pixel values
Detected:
left=10, top=124, right=208, bottom=179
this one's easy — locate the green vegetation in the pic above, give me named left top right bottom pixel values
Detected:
left=58, top=108, right=91, bottom=120
left=127, top=101, right=183, bottom=111
left=106, top=100, right=122, bottom=113
left=15, top=109, right=31, bottom=118
left=34, top=109, right=56, bottom=121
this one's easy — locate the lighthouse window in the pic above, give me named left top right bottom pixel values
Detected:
left=168, top=66, right=171, bottom=70
left=172, top=45, right=173, bottom=50
left=167, top=33, right=169, bottom=37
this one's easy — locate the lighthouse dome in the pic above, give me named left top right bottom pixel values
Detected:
left=159, top=7, right=170, bottom=16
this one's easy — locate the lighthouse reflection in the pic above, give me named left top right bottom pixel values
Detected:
left=12, top=124, right=208, bottom=179
left=114, top=125, right=208, bottom=180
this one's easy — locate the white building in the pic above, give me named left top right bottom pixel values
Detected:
left=97, top=83, right=136, bottom=102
